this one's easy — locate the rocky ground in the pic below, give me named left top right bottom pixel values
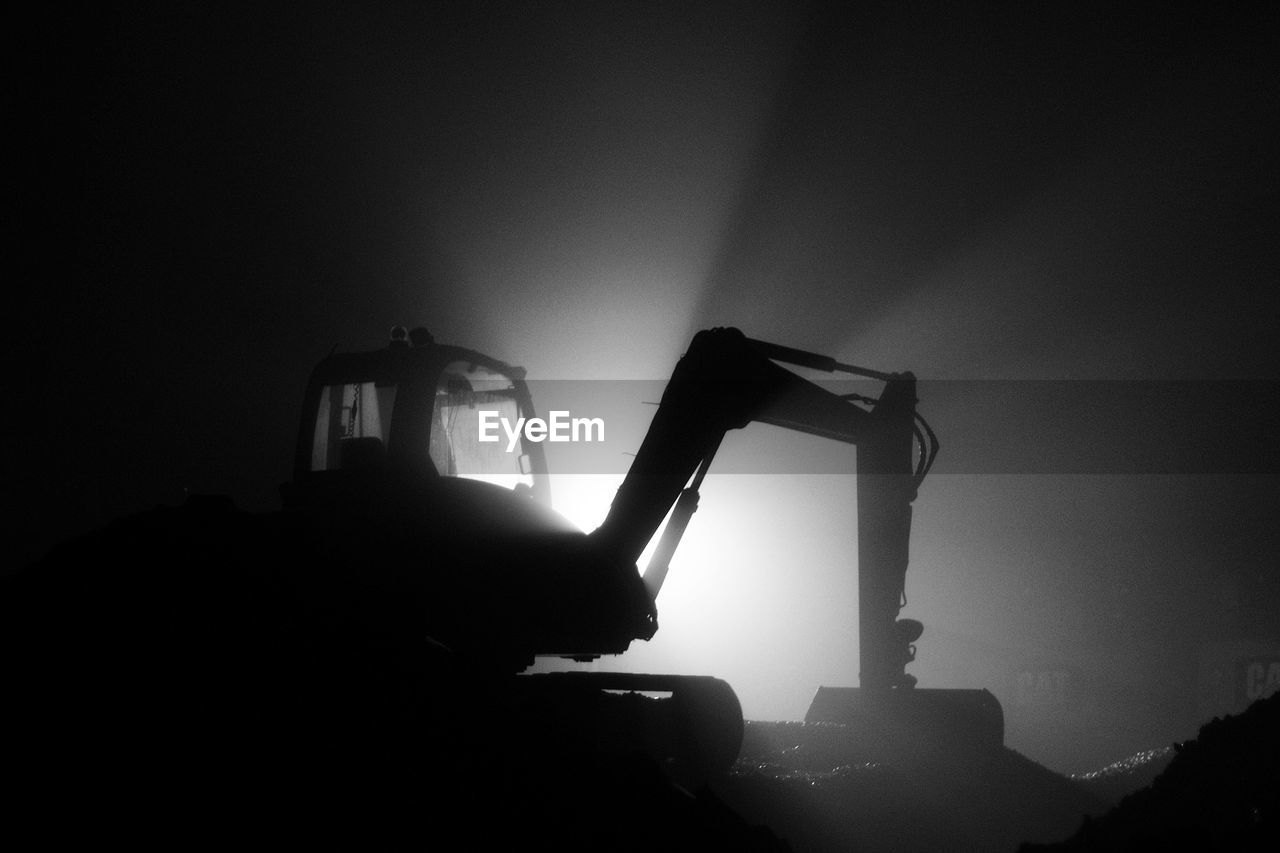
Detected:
left=712, top=693, right=1276, bottom=853
left=715, top=722, right=1106, bottom=853
left=1020, top=692, right=1277, bottom=852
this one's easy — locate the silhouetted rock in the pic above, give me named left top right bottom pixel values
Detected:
left=1020, top=692, right=1278, bottom=852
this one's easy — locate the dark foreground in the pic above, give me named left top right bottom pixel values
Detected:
left=7, top=681, right=1274, bottom=853
left=5, top=506, right=1276, bottom=851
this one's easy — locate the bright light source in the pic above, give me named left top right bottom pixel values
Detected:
left=549, top=474, right=625, bottom=533
left=543, top=462, right=871, bottom=723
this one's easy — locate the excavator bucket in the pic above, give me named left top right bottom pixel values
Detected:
left=805, top=687, right=1005, bottom=761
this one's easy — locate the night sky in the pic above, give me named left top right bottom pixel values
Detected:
left=14, top=2, right=1279, bottom=772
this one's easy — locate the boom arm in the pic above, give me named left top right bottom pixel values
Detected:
left=590, top=327, right=935, bottom=690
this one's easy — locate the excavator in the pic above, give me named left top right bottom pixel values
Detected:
left=281, top=325, right=1002, bottom=774
left=6, top=325, right=1002, bottom=842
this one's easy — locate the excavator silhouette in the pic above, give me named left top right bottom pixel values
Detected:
left=6, top=326, right=1002, bottom=843
left=281, top=325, right=1002, bottom=775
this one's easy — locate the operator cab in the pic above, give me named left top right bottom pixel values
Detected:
left=284, top=327, right=553, bottom=509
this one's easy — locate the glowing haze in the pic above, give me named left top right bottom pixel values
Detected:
left=16, top=3, right=1279, bottom=773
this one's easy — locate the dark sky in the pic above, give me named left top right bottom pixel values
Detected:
left=14, top=2, right=1279, bottom=771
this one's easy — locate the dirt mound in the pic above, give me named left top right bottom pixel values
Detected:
left=1021, top=691, right=1278, bottom=851
left=717, top=720, right=1109, bottom=853
left=1071, top=745, right=1176, bottom=805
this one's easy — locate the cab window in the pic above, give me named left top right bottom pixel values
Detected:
left=310, top=382, right=397, bottom=471
left=431, top=361, right=534, bottom=490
